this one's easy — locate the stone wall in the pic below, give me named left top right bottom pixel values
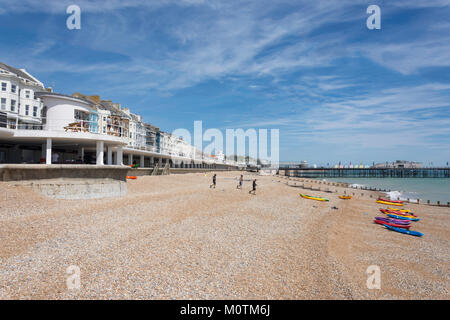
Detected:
left=0, top=164, right=129, bottom=199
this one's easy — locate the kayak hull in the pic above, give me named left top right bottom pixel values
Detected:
left=378, top=197, right=404, bottom=204
left=376, top=200, right=404, bottom=206
left=300, top=194, right=329, bottom=202
left=387, top=214, right=420, bottom=222
left=380, top=209, right=417, bottom=218
left=385, top=225, right=423, bottom=237
left=374, top=220, right=411, bottom=229
left=389, top=208, right=411, bottom=213
left=375, top=217, right=410, bottom=225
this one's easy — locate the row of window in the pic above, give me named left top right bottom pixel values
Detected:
left=1, top=82, right=36, bottom=99
left=0, top=98, right=38, bottom=116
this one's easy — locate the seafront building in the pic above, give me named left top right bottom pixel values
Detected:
left=0, top=62, right=239, bottom=168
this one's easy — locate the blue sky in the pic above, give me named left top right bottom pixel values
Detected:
left=1, top=0, right=449, bottom=165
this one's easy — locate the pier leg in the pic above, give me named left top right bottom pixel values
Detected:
left=140, top=155, right=145, bottom=168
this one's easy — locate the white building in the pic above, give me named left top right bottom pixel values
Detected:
left=0, top=62, right=240, bottom=168
left=0, top=62, right=45, bottom=130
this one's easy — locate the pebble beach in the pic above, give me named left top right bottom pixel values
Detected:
left=0, top=172, right=449, bottom=299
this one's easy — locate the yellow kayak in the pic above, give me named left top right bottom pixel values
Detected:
left=376, top=200, right=404, bottom=206
left=300, top=194, right=329, bottom=202
left=389, top=208, right=410, bottom=213
left=381, top=211, right=417, bottom=219
left=339, top=195, right=352, bottom=199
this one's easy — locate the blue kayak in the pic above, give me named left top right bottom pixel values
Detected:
left=385, top=225, right=424, bottom=237
left=387, top=214, right=420, bottom=222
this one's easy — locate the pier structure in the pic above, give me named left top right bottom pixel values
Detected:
left=279, top=167, right=450, bottom=178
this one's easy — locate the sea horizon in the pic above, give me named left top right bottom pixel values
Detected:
left=319, top=177, right=450, bottom=204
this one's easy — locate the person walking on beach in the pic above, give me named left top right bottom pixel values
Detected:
left=249, top=179, right=257, bottom=195
left=237, top=175, right=243, bottom=189
left=210, top=174, right=217, bottom=189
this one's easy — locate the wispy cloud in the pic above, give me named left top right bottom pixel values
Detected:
left=1, top=0, right=449, bottom=163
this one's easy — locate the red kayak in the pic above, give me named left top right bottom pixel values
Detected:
left=379, top=209, right=417, bottom=217
left=378, top=197, right=403, bottom=204
left=374, top=220, right=411, bottom=229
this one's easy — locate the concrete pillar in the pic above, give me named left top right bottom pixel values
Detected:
left=140, top=155, right=145, bottom=168
left=107, top=146, right=113, bottom=165
left=96, top=141, right=104, bottom=165
left=129, top=153, right=133, bottom=165
left=158, top=158, right=162, bottom=166
left=116, top=146, right=123, bottom=165
left=46, top=138, right=52, bottom=165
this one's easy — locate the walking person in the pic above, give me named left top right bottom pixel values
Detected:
left=210, top=174, right=217, bottom=189
left=237, top=174, right=243, bottom=189
left=249, top=179, right=257, bottom=195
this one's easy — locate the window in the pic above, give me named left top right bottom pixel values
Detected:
left=11, top=84, right=16, bottom=93
left=103, top=126, right=106, bottom=133
left=74, top=110, right=89, bottom=121
left=25, top=90, right=30, bottom=98
left=1, top=98, right=6, bottom=110
left=33, top=106, right=38, bottom=117
left=1, top=82, right=6, bottom=91
left=25, top=105, right=30, bottom=116
left=12, top=100, right=17, bottom=113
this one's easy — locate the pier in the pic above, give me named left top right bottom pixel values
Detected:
left=279, top=167, right=450, bottom=178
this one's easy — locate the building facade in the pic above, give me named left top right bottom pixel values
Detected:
left=0, top=62, right=242, bottom=168
left=0, top=62, right=45, bottom=130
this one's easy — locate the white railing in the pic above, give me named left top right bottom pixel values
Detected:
left=0, top=118, right=129, bottom=138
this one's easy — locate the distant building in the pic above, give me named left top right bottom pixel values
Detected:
left=372, top=160, right=423, bottom=168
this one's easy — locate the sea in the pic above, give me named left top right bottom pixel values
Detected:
left=320, top=178, right=450, bottom=204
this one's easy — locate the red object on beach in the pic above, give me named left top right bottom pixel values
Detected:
left=373, top=220, right=411, bottom=229
left=378, top=197, right=403, bottom=204
left=126, top=176, right=137, bottom=180
left=379, top=209, right=417, bottom=217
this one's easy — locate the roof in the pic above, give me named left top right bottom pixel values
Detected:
left=0, top=62, right=39, bottom=83
left=35, top=91, right=95, bottom=107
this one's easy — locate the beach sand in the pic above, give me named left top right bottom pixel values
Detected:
left=0, top=172, right=449, bottom=299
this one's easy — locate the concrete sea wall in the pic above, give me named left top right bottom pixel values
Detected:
left=0, top=164, right=129, bottom=200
